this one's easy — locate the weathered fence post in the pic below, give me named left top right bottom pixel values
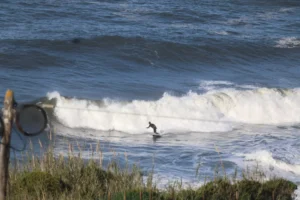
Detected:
left=0, top=90, right=14, bottom=200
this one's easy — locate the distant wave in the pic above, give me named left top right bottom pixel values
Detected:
left=46, top=87, right=300, bottom=134
left=0, top=49, right=67, bottom=69
left=1, top=35, right=296, bottom=67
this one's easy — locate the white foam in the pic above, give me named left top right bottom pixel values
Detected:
left=237, top=150, right=300, bottom=175
left=47, top=91, right=233, bottom=134
left=226, top=17, right=248, bottom=25
left=279, top=8, right=294, bottom=13
left=212, top=31, right=229, bottom=36
left=295, top=187, right=300, bottom=200
left=275, top=37, right=300, bottom=48
left=199, top=80, right=234, bottom=91
left=47, top=91, right=61, bottom=100
left=47, top=87, right=300, bottom=133
left=199, top=80, right=258, bottom=92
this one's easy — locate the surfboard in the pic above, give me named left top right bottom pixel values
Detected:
left=152, top=134, right=162, bottom=139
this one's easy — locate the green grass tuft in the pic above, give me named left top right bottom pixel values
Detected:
left=11, top=171, right=66, bottom=199
left=7, top=138, right=298, bottom=200
left=256, top=178, right=297, bottom=200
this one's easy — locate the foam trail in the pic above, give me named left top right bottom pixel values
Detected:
left=199, top=80, right=258, bottom=91
left=47, top=87, right=300, bottom=133
left=275, top=37, right=300, bottom=48
left=239, top=150, right=300, bottom=175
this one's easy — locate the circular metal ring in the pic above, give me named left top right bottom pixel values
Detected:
left=15, top=104, right=48, bottom=137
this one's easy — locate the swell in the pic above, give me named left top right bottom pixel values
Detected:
left=1, top=35, right=299, bottom=69
left=0, top=50, right=68, bottom=69
left=241, top=0, right=300, bottom=7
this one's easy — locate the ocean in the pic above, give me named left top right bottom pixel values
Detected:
left=1, top=0, right=300, bottom=190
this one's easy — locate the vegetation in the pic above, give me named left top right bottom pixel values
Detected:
left=7, top=138, right=298, bottom=200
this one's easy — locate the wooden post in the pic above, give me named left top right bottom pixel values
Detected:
left=0, top=90, right=14, bottom=200
left=139, top=189, right=142, bottom=200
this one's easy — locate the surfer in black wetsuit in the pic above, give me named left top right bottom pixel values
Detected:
left=147, top=121, right=158, bottom=134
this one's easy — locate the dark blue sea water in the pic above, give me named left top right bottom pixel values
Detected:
left=1, top=0, right=300, bottom=190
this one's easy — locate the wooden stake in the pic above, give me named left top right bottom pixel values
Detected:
left=0, top=90, right=14, bottom=200
left=140, top=189, right=142, bottom=200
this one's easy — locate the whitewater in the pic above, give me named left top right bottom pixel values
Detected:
left=45, top=83, right=300, bottom=192
left=48, top=87, right=300, bottom=133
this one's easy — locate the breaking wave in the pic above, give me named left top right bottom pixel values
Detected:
left=47, top=87, right=300, bottom=134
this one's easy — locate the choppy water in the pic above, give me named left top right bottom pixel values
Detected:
left=1, top=0, right=300, bottom=190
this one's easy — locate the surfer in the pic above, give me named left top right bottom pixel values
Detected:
left=147, top=121, right=158, bottom=134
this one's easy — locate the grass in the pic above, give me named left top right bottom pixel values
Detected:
left=6, top=135, right=298, bottom=200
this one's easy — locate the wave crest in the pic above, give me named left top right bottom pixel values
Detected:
left=275, top=37, right=300, bottom=48
left=47, top=87, right=300, bottom=133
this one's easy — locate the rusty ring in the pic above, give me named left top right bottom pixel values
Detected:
left=15, top=104, right=48, bottom=136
